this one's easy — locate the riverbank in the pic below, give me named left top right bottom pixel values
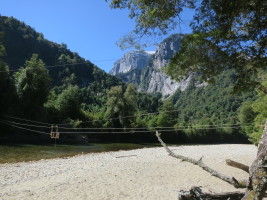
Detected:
left=0, top=143, right=160, bottom=163
left=0, top=144, right=257, bottom=200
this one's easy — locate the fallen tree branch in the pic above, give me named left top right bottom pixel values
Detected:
left=226, top=159, right=249, bottom=173
left=155, top=131, right=247, bottom=188
left=178, top=186, right=244, bottom=200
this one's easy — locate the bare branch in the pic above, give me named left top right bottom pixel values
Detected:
left=155, top=131, right=247, bottom=188
left=226, top=159, right=249, bottom=173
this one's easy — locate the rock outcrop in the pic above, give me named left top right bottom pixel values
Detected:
left=140, top=34, right=189, bottom=96
left=111, top=34, right=194, bottom=97
left=109, top=51, right=154, bottom=75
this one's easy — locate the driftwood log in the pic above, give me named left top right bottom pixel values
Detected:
left=155, top=119, right=267, bottom=200
left=178, top=186, right=244, bottom=200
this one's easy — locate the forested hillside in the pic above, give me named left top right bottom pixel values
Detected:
left=109, top=32, right=262, bottom=143
left=0, top=15, right=263, bottom=144
left=0, top=16, right=121, bottom=88
left=0, top=16, right=162, bottom=143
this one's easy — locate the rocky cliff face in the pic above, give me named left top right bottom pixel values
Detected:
left=139, top=34, right=189, bottom=96
left=142, top=68, right=192, bottom=96
left=109, top=51, right=154, bottom=75
left=112, top=34, right=193, bottom=97
left=150, top=34, right=183, bottom=70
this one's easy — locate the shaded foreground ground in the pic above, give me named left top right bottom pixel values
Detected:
left=0, top=144, right=257, bottom=200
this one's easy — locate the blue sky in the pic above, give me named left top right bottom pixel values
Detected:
left=0, top=0, right=194, bottom=72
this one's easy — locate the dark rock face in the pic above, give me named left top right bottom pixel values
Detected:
left=109, top=51, right=154, bottom=75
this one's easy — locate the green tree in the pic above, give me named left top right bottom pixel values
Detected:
left=250, top=93, right=267, bottom=144
left=238, top=101, right=257, bottom=137
left=0, top=32, right=5, bottom=57
left=124, top=84, right=137, bottom=114
left=0, top=62, right=17, bottom=115
left=106, top=84, right=137, bottom=128
left=157, top=100, right=177, bottom=127
left=137, top=92, right=162, bottom=113
left=108, top=0, right=267, bottom=92
left=123, top=84, right=138, bottom=127
left=0, top=62, right=9, bottom=87
left=0, top=32, right=8, bottom=91
left=14, top=54, right=51, bottom=118
left=106, top=85, right=124, bottom=127
left=56, top=85, right=81, bottom=120
left=107, top=0, right=194, bottom=49
left=237, top=75, right=267, bottom=144
left=0, top=33, right=9, bottom=95
left=0, top=33, right=17, bottom=114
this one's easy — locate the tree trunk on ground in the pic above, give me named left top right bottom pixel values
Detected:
left=178, top=186, right=244, bottom=200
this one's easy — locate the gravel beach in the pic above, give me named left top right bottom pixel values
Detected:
left=0, top=144, right=257, bottom=200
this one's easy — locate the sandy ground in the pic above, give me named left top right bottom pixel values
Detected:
left=0, top=144, right=257, bottom=200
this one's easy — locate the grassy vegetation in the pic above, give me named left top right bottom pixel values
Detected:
left=0, top=143, right=160, bottom=164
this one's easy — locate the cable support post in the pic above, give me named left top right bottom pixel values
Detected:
left=50, top=124, right=60, bottom=139
left=50, top=124, right=60, bottom=148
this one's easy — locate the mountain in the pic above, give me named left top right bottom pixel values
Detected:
left=113, top=34, right=190, bottom=96
left=109, top=50, right=154, bottom=75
